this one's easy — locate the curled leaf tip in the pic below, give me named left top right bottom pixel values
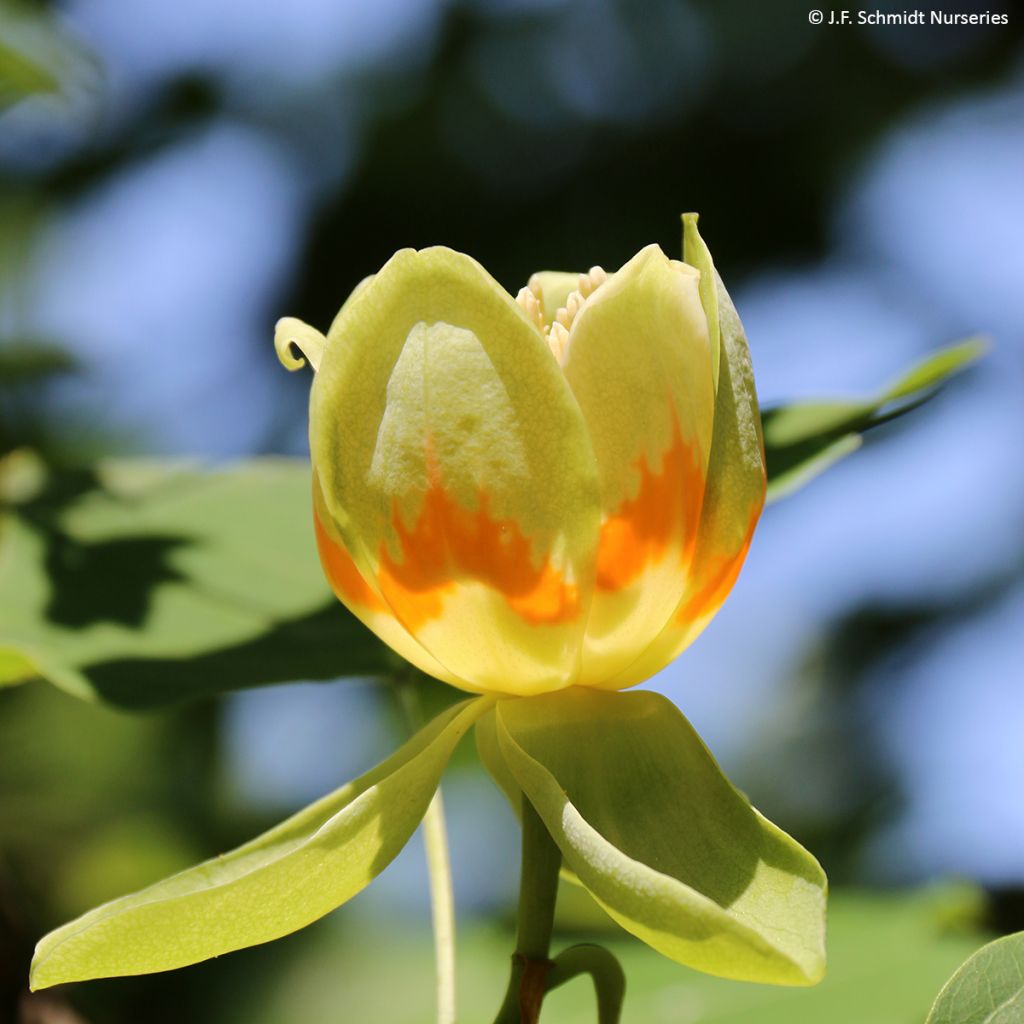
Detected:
left=274, top=317, right=326, bottom=372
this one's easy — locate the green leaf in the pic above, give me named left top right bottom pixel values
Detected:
left=0, top=37, right=58, bottom=108
left=925, top=931, right=1024, bottom=1024
left=0, top=646, right=36, bottom=687
left=0, top=458, right=395, bottom=708
left=765, top=434, right=862, bottom=503
left=0, top=340, right=76, bottom=387
left=492, top=688, right=827, bottom=986
left=30, top=696, right=490, bottom=988
left=763, top=337, right=987, bottom=502
left=0, top=3, right=100, bottom=115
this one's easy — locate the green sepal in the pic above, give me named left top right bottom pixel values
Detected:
left=925, top=930, right=1024, bottom=1024
left=30, top=696, right=492, bottom=989
left=763, top=337, right=987, bottom=502
left=492, top=689, right=827, bottom=986
left=476, top=707, right=521, bottom=809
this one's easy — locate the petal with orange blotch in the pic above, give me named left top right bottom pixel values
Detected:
left=310, top=247, right=601, bottom=697
left=312, top=475, right=465, bottom=689
left=603, top=219, right=766, bottom=690
left=561, top=244, right=716, bottom=687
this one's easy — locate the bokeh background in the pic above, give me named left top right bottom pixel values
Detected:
left=2, top=0, right=1023, bottom=1021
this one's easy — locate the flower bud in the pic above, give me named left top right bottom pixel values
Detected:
left=277, top=215, right=765, bottom=696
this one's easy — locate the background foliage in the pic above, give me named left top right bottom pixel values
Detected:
left=2, top=1, right=1023, bottom=1021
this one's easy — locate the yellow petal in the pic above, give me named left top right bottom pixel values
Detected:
left=603, top=221, right=766, bottom=689
left=312, top=474, right=464, bottom=688
left=310, top=247, right=601, bottom=696
left=561, top=244, right=716, bottom=686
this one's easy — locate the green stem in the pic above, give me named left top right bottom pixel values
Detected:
left=422, top=789, right=457, bottom=1024
left=395, top=676, right=457, bottom=1024
left=493, top=797, right=562, bottom=1024
left=546, top=944, right=625, bottom=1024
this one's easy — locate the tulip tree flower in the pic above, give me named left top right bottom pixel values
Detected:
left=30, top=217, right=826, bottom=1020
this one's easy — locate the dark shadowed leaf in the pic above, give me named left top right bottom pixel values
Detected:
left=0, top=458, right=394, bottom=708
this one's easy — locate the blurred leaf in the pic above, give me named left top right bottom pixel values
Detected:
left=0, top=37, right=58, bottom=109
left=52, top=816, right=202, bottom=924
left=763, top=337, right=987, bottom=502
left=0, top=341, right=77, bottom=387
left=0, top=458, right=395, bottom=709
left=0, top=2, right=99, bottom=119
left=925, top=931, right=1024, bottom=1024
left=0, top=646, right=35, bottom=687
left=494, top=689, right=827, bottom=986
left=30, top=697, right=489, bottom=988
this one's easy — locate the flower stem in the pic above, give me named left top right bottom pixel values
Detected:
left=422, top=788, right=457, bottom=1024
left=395, top=676, right=457, bottom=1024
left=493, top=796, right=562, bottom=1024
left=545, top=944, right=626, bottom=1024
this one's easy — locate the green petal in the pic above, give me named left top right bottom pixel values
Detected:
left=494, top=689, right=826, bottom=986
left=682, top=213, right=721, bottom=392
left=926, top=931, right=1024, bottom=1024
left=605, top=225, right=766, bottom=688
left=30, top=697, right=491, bottom=989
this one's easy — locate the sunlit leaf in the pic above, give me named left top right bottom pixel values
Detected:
left=0, top=646, right=36, bottom=687
left=763, top=337, right=986, bottom=502
left=925, top=931, right=1024, bottom=1024
left=31, top=696, right=489, bottom=988
left=0, top=458, right=395, bottom=708
left=0, top=2, right=99, bottom=116
left=0, top=37, right=58, bottom=108
left=493, top=688, right=827, bottom=986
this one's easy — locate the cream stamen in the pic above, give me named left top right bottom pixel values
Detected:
left=517, top=266, right=608, bottom=365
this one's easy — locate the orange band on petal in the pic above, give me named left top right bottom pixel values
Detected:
left=377, top=471, right=579, bottom=631
left=596, top=413, right=705, bottom=592
left=314, top=503, right=388, bottom=612
left=675, top=509, right=759, bottom=627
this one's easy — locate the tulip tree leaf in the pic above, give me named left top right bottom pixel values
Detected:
left=0, top=458, right=396, bottom=709
left=0, top=341, right=76, bottom=387
left=762, top=337, right=986, bottom=502
left=0, top=647, right=36, bottom=688
left=925, top=931, right=1024, bottom=1024
left=30, top=696, right=489, bottom=988
left=0, top=37, right=58, bottom=109
left=0, top=4, right=99, bottom=113
left=493, top=688, right=827, bottom=986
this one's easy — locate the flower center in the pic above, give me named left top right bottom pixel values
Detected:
left=516, top=266, right=607, bottom=365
